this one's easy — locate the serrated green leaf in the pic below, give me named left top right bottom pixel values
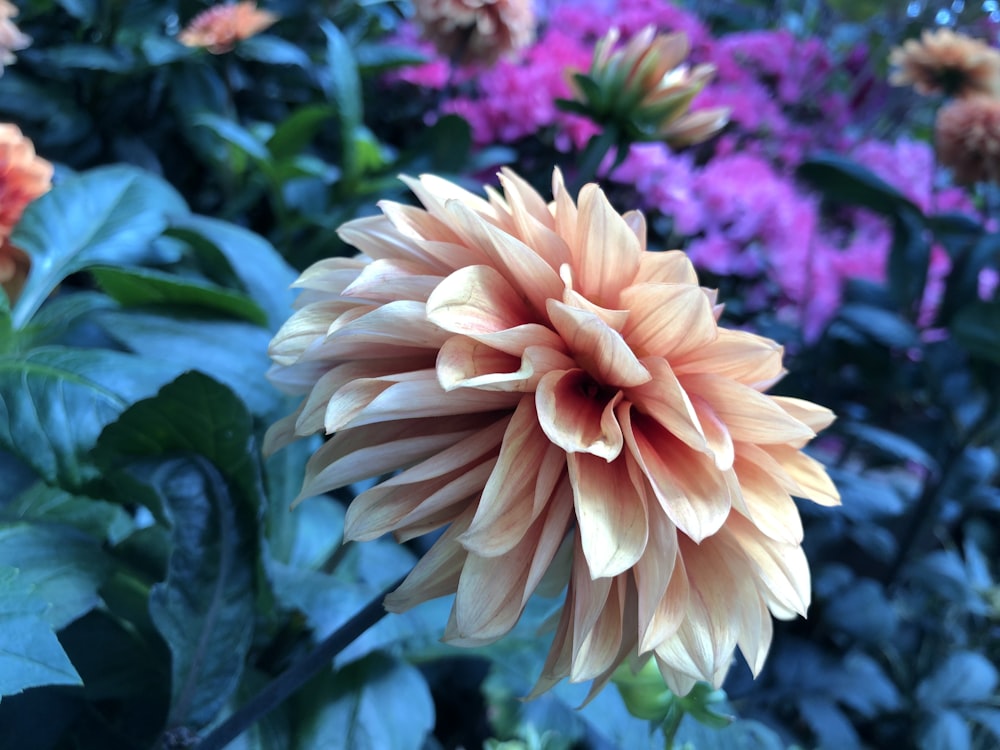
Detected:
left=292, top=653, right=434, bottom=750
left=148, top=457, right=257, bottom=732
left=0, top=524, right=112, bottom=629
left=10, top=165, right=189, bottom=328
left=0, top=567, right=82, bottom=697
left=92, top=266, right=267, bottom=325
left=6, top=482, right=133, bottom=543
left=0, top=346, right=187, bottom=487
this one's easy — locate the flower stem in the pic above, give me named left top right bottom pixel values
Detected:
left=194, top=575, right=406, bottom=750
left=572, top=125, right=621, bottom=194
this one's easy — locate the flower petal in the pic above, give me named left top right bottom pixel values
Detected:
left=766, top=445, right=841, bottom=506
left=621, top=407, right=731, bottom=543
left=673, top=328, right=785, bottom=389
left=547, top=299, right=652, bottom=388
left=536, top=369, right=625, bottom=460
left=426, top=264, right=534, bottom=334
left=573, top=184, right=642, bottom=306
left=681, top=373, right=815, bottom=445
left=628, top=356, right=708, bottom=454
left=341, top=257, right=442, bottom=302
left=771, top=396, right=837, bottom=433
left=567, top=452, right=649, bottom=578
left=437, top=336, right=575, bottom=392
left=619, top=282, right=717, bottom=360
left=635, top=250, right=698, bottom=285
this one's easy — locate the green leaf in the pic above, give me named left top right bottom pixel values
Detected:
left=267, top=105, right=337, bottom=161
left=237, top=35, right=311, bottom=67
left=939, top=231, right=1000, bottom=325
left=92, top=266, right=267, bottom=325
left=887, top=209, right=932, bottom=317
left=951, top=301, right=1000, bottom=364
left=292, top=653, right=434, bottom=750
left=355, top=42, right=428, bottom=74
left=916, top=652, right=998, bottom=706
left=193, top=113, right=271, bottom=166
left=839, top=423, right=938, bottom=471
left=32, top=44, right=136, bottom=72
left=93, top=308, right=280, bottom=417
left=796, top=152, right=923, bottom=218
left=10, top=165, right=189, bottom=328
left=319, top=21, right=363, bottom=185
left=166, top=214, right=296, bottom=330
left=0, top=347, right=187, bottom=487
left=5, top=482, right=133, bottom=543
left=833, top=303, right=920, bottom=349
left=147, top=456, right=257, bottom=732
left=0, top=524, right=113, bottom=629
left=12, top=292, right=117, bottom=351
left=93, top=371, right=261, bottom=503
left=0, top=567, right=82, bottom=697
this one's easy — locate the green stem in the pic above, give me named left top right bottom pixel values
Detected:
left=572, top=126, right=621, bottom=195
left=194, top=574, right=405, bottom=750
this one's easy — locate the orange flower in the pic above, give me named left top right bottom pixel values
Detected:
left=413, top=0, right=535, bottom=66
left=0, top=0, right=31, bottom=76
left=935, top=95, right=1000, bottom=185
left=0, top=123, right=52, bottom=302
left=178, top=1, right=277, bottom=54
left=889, top=28, right=1000, bottom=99
left=566, top=27, right=728, bottom=146
left=266, top=168, right=839, bottom=696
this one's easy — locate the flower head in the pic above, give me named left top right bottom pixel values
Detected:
left=0, top=0, right=31, bottom=76
left=267, top=168, right=839, bottom=697
left=178, top=1, right=277, bottom=54
left=413, top=0, right=536, bottom=67
left=935, top=95, right=1000, bottom=184
left=0, top=123, right=51, bottom=301
left=564, top=26, right=728, bottom=146
left=889, top=28, right=1000, bottom=98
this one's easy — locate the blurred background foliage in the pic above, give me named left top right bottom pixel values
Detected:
left=0, top=0, right=998, bottom=749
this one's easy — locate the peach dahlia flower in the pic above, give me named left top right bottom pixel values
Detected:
left=889, top=28, right=1000, bottom=99
left=413, top=0, right=535, bottom=66
left=266, top=168, right=839, bottom=696
left=935, top=95, right=1000, bottom=185
left=178, top=1, right=277, bottom=54
left=0, top=0, right=31, bottom=76
left=0, top=123, right=52, bottom=302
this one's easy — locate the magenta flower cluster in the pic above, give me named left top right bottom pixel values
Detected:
left=390, top=0, right=977, bottom=340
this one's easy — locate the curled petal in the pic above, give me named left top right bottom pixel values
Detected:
left=547, top=299, right=651, bottom=388
left=621, top=406, right=731, bottom=543
left=628, top=357, right=708, bottom=454
left=536, top=369, right=625, bottom=460
left=771, top=396, right=837, bottom=433
left=437, top=336, right=574, bottom=392
left=341, top=257, right=442, bottom=302
left=427, top=264, right=534, bottom=334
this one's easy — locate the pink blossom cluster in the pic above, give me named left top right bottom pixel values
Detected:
left=613, top=138, right=976, bottom=339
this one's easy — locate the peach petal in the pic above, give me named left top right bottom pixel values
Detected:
left=731, top=454, right=803, bottom=544
left=338, top=213, right=446, bottom=272
left=262, top=407, right=302, bottom=456
left=640, top=544, right=691, bottom=655
left=628, top=357, right=708, bottom=454
left=689, top=393, right=735, bottom=471
left=573, top=184, right=642, bottom=306
left=536, top=369, right=625, bottom=460
left=324, top=300, right=452, bottom=355
left=341, top=257, right=442, bottom=302
left=460, top=398, right=556, bottom=556
left=400, top=173, right=497, bottom=221
left=522, top=477, right=574, bottom=605
left=437, top=336, right=575, bottom=393
left=673, top=328, right=785, bottom=389
left=551, top=168, right=578, bottom=251
left=500, top=167, right=555, bottom=228
left=268, top=300, right=366, bottom=365
left=771, top=396, right=837, bottom=433
left=571, top=577, right=627, bottom=681
left=546, top=299, right=651, bottom=388
left=462, top=323, right=567, bottom=358
left=567, top=452, right=649, bottom=578
left=633, top=496, right=679, bottom=651
left=622, top=210, right=647, bottom=249
left=297, top=418, right=485, bottom=499
left=621, top=409, right=731, bottom=543
left=681, top=373, right=815, bottom=445
left=426, top=264, right=534, bottom=334
left=325, top=369, right=521, bottom=431
left=766, top=445, right=841, bottom=506
left=384, top=506, right=475, bottom=613
left=444, top=199, right=564, bottom=317
left=737, top=592, right=773, bottom=677
left=292, top=256, right=368, bottom=294
left=619, top=283, right=717, bottom=360
left=635, top=249, right=698, bottom=285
